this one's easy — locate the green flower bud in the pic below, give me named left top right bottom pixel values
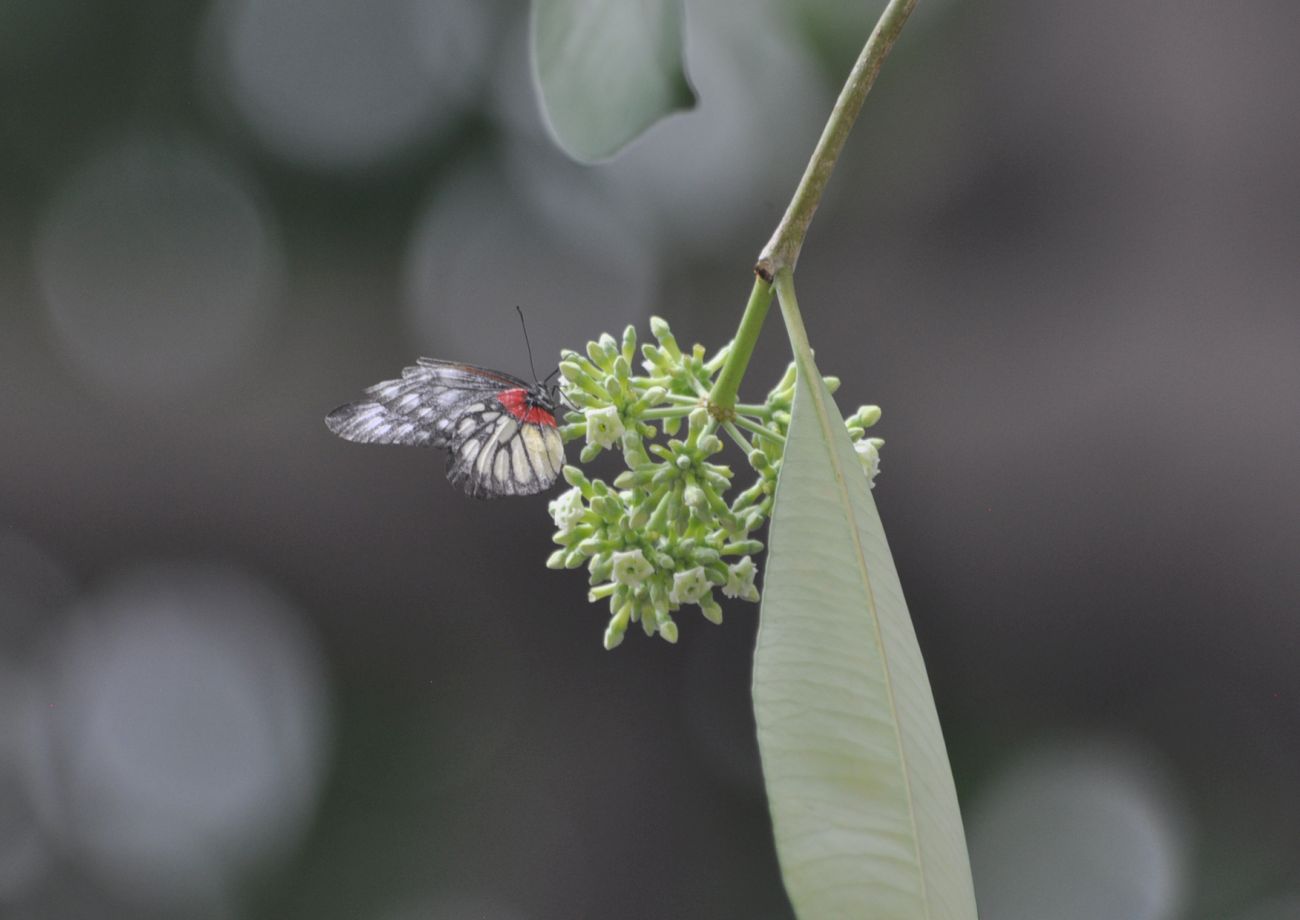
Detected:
left=699, top=596, right=724, bottom=625
left=638, top=386, right=667, bottom=407
left=658, top=619, right=679, bottom=644
left=564, top=467, right=595, bottom=496
left=588, top=555, right=613, bottom=582
left=648, top=576, right=669, bottom=611
left=855, top=405, right=882, bottom=428
left=686, top=408, right=709, bottom=443
left=561, top=361, right=607, bottom=395
left=627, top=503, right=651, bottom=530
left=604, top=604, right=631, bottom=650
left=692, top=547, right=720, bottom=566
left=697, top=435, right=723, bottom=455
left=649, top=316, right=679, bottom=354
left=640, top=342, right=666, bottom=369
left=562, top=389, right=598, bottom=409
left=559, top=423, right=587, bottom=442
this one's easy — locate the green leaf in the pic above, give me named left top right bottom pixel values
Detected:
left=753, top=276, right=977, bottom=919
left=530, top=0, right=695, bottom=162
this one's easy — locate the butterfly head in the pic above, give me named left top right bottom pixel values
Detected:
left=539, top=366, right=569, bottom=413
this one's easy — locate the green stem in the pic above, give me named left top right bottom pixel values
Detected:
left=721, top=420, right=756, bottom=455
left=641, top=406, right=696, bottom=421
left=731, top=413, right=786, bottom=444
left=660, top=393, right=705, bottom=406
left=755, top=0, right=918, bottom=281
left=710, top=0, right=916, bottom=410
left=708, top=276, right=773, bottom=412
left=773, top=271, right=812, bottom=370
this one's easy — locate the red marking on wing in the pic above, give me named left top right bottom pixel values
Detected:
left=497, top=388, right=557, bottom=427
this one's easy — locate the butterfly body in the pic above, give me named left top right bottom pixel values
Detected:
left=326, top=359, right=566, bottom=499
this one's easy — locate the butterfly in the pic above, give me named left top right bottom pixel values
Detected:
left=325, top=359, right=566, bottom=499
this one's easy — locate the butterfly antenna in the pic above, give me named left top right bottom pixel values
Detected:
left=515, top=305, right=540, bottom=384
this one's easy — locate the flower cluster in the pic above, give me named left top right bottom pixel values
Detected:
left=547, top=318, right=883, bottom=648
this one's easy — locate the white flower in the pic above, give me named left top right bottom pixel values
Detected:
left=669, top=566, right=710, bottom=605
left=854, top=437, right=883, bottom=489
left=584, top=405, right=624, bottom=449
left=722, top=556, right=759, bottom=602
left=548, top=487, right=586, bottom=533
left=611, top=549, right=654, bottom=587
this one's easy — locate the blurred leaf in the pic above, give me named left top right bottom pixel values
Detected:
left=753, top=297, right=977, bottom=918
left=530, top=0, right=695, bottom=162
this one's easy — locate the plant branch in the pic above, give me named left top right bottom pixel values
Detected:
left=707, top=276, right=773, bottom=412
left=755, top=0, right=918, bottom=282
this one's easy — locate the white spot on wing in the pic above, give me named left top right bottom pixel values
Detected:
left=521, top=426, right=549, bottom=476
left=545, top=428, right=565, bottom=472
left=475, top=439, right=495, bottom=478
left=510, top=437, right=530, bottom=483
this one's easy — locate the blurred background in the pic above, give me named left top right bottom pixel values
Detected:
left=1, top=0, right=1298, bottom=917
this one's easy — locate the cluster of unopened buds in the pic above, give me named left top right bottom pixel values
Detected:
left=547, top=318, right=885, bottom=648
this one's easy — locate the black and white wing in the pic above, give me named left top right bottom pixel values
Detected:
left=444, top=409, right=566, bottom=499
left=324, top=360, right=526, bottom=448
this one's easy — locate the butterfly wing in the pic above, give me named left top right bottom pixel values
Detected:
left=445, top=407, right=566, bottom=499
left=324, top=360, right=527, bottom=448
